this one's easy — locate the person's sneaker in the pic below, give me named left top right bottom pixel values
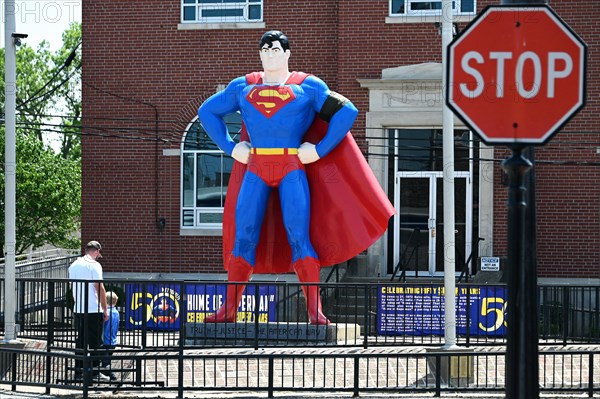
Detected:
left=93, top=372, right=110, bottom=381
left=109, top=372, right=117, bottom=381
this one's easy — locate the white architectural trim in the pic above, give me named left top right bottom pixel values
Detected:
left=478, top=144, right=494, bottom=256
left=385, top=15, right=474, bottom=24
left=357, top=62, right=493, bottom=275
left=180, top=228, right=222, bottom=236
left=178, top=22, right=266, bottom=30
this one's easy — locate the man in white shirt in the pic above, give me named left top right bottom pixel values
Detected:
left=69, top=241, right=109, bottom=380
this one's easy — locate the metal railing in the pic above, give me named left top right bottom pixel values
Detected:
left=0, top=253, right=77, bottom=279
left=391, top=228, right=422, bottom=282
left=0, top=345, right=597, bottom=398
left=1, top=277, right=600, bottom=397
left=10, top=279, right=600, bottom=348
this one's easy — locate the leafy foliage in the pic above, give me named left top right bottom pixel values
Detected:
left=53, top=24, right=82, bottom=161
left=1, top=23, right=81, bottom=158
left=0, top=23, right=82, bottom=254
left=0, top=130, right=81, bottom=254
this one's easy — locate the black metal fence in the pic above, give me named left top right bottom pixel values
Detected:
left=1, top=277, right=599, bottom=397
left=13, top=278, right=600, bottom=347
left=0, top=345, right=598, bottom=398
left=0, top=253, right=77, bottom=279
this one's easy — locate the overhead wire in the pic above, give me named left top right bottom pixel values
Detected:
left=30, top=126, right=169, bottom=143
left=17, top=115, right=600, bottom=148
left=16, top=105, right=600, bottom=167
left=17, top=42, right=82, bottom=110
left=18, top=122, right=600, bottom=167
left=18, top=64, right=82, bottom=114
left=36, top=108, right=600, bottom=144
left=12, top=42, right=600, bottom=160
left=18, top=118, right=600, bottom=150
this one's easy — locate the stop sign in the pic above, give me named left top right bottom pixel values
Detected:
left=447, top=6, right=587, bottom=145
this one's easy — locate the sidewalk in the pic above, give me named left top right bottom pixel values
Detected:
left=0, top=388, right=596, bottom=399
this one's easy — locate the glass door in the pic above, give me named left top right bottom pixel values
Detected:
left=434, top=176, right=469, bottom=274
left=394, top=176, right=432, bottom=276
left=388, top=128, right=474, bottom=278
left=393, top=173, right=470, bottom=277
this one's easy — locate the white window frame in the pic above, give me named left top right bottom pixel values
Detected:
left=196, top=207, right=224, bottom=229
left=181, top=0, right=263, bottom=24
left=389, top=0, right=476, bottom=17
left=180, top=116, right=239, bottom=233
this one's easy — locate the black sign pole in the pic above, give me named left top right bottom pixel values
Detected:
left=501, top=146, right=535, bottom=399
left=500, top=3, right=545, bottom=399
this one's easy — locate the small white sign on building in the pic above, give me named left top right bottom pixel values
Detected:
left=480, top=256, right=500, bottom=272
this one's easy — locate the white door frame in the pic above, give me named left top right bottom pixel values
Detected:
left=393, top=172, right=472, bottom=276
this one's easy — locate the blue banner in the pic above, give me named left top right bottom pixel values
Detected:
left=126, top=283, right=278, bottom=330
left=377, top=285, right=507, bottom=336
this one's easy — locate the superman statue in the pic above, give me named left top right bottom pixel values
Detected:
left=198, top=30, right=394, bottom=325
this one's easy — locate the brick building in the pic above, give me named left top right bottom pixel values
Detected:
left=81, top=0, right=599, bottom=279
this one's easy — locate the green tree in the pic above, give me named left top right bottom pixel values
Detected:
left=0, top=130, right=81, bottom=254
left=0, top=23, right=82, bottom=254
left=1, top=23, right=81, bottom=158
left=52, top=23, right=82, bottom=161
left=3, top=40, right=53, bottom=142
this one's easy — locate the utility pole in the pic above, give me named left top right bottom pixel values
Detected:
left=441, top=0, right=457, bottom=349
left=3, top=0, right=18, bottom=343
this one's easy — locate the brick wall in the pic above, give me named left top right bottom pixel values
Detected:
left=81, top=0, right=340, bottom=273
left=491, top=1, right=600, bottom=277
left=82, top=0, right=600, bottom=277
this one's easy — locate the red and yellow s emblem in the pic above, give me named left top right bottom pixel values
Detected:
left=246, top=86, right=296, bottom=118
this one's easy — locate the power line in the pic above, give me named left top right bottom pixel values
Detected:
left=18, top=125, right=600, bottom=168
left=15, top=119, right=231, bottom=143
left=18, top=63, right=81, bottom=112
left=25, top=112, right=183, bottom=125
left=82, top=81, right=158, bottom=110
left=17, top=119, right=600, bottom=159
left=15, top=109, right=600, bottom=165
left=30, top=127, right=174, bottom=144
left=17, top=117, right=600, bottom=146
left=16, top=42, right=81, bottom=110
left=17, top=121, right=182, bottom=144
left=19, top=112, right=600, bottom=146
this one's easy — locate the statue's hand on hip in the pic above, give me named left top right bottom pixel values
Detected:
left=232, top=141, right=251, bottom=164
left=298, top=142, right=320, bottom=164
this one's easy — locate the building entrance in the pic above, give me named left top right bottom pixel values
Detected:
left=387, top=129, right=474, bottom=277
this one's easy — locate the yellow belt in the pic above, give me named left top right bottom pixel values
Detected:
left=250, top=148, right=298, bottom=155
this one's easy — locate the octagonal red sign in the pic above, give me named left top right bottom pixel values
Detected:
left=447, top=6, right=587, bottom=145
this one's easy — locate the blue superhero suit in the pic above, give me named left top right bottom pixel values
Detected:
left=199, top=73, right=358, bottom=267
left=199, top=70, right=395, bottom=324
left=199, top=71, right=358, bottom=324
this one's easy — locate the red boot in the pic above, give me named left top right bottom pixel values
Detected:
left=205, top=257, right=253, bottom=323
left=293, top=257, right=330, bottom=325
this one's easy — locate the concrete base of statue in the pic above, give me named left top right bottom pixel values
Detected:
left=184, top=322, right=361, bottom=346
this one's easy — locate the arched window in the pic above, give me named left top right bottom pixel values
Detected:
left=181, top=113, right=241, bottom=229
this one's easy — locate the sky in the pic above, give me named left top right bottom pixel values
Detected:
left=2, top=1, right=82, bottom=50
left=2, top=1, right=82, bottom=150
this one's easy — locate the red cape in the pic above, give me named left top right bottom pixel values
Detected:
left=222, top=72, right=395, bottom=273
